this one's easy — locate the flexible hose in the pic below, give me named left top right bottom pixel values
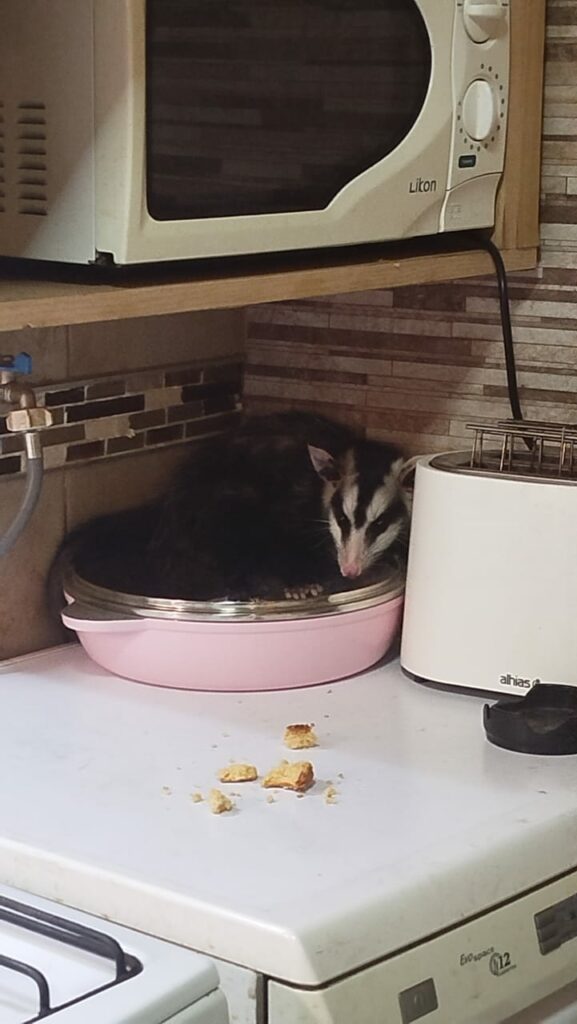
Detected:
left=0, top=447, right=44, bottom=556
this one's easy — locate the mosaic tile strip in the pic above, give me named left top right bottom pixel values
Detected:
left=0, top=359, right=243, bottom=476
left=245, top=0, right=577, bottom=457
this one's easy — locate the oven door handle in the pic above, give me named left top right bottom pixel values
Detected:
left=507, top=984, right=577, bottom=1023
left=541, top=1007, right=577, bottom=1024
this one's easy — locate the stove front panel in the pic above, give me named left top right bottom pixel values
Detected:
left=267, top=869, right=577, bottom=1023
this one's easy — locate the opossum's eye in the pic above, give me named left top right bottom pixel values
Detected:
left=368, top=500, right=407, bottom=538
left=373, top=511, right=392, bottom=530
left=336, top=511, right=349, bottom=531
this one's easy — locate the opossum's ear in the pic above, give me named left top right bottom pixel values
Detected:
left=307, top=445, right=341, bottom=483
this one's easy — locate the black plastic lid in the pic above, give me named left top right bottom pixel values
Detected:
left=484, top=684, right=577, bottom=755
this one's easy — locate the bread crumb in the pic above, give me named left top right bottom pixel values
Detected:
left=284, top=723, right=318, bottom=750
left=263, top=760, right=314, bottom=792
left=266, top=794, right=276, bottom=804
left=209, top=789, right=234, bottom=814
left=337, top=772, right=345, bottom=780
left=161, top=786, right=172, bottom=796
left=190, top=792, right=203, bottom=803
left=324, top=785, right=338, bottom=804
left=218, top=763, right=258, bottom=783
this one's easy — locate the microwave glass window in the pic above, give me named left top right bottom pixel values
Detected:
left=146, top=0, right=431, bottom=221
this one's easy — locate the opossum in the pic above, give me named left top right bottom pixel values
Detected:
left=53, top=412, right=410, bottom=605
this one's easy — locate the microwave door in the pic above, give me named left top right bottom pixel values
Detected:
left=145, top=0, right=432, bottom=222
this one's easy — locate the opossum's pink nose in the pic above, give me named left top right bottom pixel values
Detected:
left=340, top=561, right=362, bottom=578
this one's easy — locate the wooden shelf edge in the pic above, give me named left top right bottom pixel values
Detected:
left=0, top=246, right=538, bottom=332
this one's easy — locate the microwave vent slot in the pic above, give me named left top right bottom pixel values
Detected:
left=17, top=102, right=47, bottom=216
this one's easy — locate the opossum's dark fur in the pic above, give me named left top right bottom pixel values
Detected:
left=51, top=412, right=409, bottom=606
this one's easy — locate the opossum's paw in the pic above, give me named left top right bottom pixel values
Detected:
left=283, top=583, right=325, bottom=601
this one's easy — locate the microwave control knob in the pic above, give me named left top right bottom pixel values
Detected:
left=463, top=0, right=507, bottom=44
left=461, top=79, right=498, bottom=141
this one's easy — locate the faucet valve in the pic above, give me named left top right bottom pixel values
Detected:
left=5, top=407, right=53, bottom=432
left=0, top=353, right=49, bottom=555
left=0, top=353, right=53, bottom=432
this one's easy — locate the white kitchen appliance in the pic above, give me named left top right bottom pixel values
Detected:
left=401, top=419, right=577, bottom=696
left=0, top=0, right=510, bottom=265
left=0, top=883, right=228, bottom=1023
left=1, top=644, right=577, bottom=1021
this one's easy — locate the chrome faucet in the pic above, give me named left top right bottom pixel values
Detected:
left=0, top=353, right=52, bottom=554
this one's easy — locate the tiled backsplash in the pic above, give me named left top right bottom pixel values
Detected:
left=0, top=360, right=242, bottom=476
left=0, top=309, right=244, bottom=659
left=245, top=0, right=575, bottom=457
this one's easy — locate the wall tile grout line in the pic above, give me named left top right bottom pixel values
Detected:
left=0, top=359, right=243, bottom=477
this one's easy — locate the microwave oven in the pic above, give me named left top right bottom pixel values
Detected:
left=0, top=0, right=510, bottom=267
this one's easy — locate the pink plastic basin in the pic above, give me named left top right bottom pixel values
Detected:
left=62, top=570, right=404, bottom=692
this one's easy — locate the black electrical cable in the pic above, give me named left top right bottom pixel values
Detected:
left=467, top=234, right=524, bottom=424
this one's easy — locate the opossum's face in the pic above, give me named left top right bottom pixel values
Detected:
left=308, top=444, right=409, bottom=579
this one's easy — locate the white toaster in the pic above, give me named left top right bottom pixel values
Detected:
left=400, top=423, right=577, bottom=696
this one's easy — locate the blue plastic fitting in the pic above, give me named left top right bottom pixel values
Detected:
left=0, top=352, right=33, bottom=375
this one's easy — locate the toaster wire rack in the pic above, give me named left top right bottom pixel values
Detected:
left=433, top=419, right=577, bottom=481
left=470, top=419, right=577, bottom=479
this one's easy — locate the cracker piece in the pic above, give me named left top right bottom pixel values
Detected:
left=283, top=724, right=318, bottom=750
left=262, top=760, right=314, bottom=792
left=218, top=763, right=258, bottom=783
left=209, top=789, right=234, bottom=814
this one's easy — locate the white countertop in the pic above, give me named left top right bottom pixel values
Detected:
left=0, top=644, right=576, bottom=986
